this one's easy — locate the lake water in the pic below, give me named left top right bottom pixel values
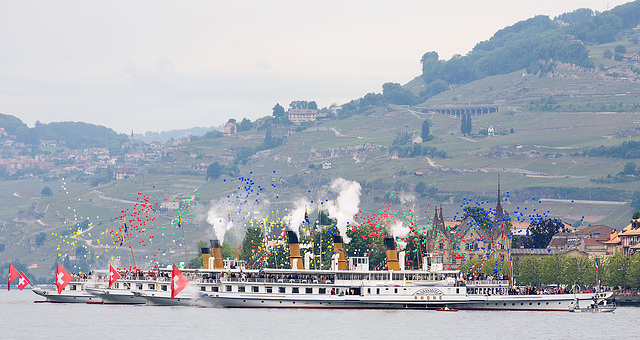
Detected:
left=2, top=290, right=637, bottom=339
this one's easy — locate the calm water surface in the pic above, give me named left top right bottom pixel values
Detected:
left=2, top=290, right=636, bottom=339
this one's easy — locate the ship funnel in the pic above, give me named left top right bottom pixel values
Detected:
left=210, top=238, right=224, bottom=270
left=384, top=237, right=401, bottom=271
left=333, top=234, right=348, bottom=270
left=286, top=229, right=305, bottom=270
left=201, top=247, right=211, bottom=269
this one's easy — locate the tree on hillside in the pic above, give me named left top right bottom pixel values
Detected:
left=41, top=186, right=53, bottom=197
left=462, top=206, right=494, bottom=230
left=206, top=162, right=222, bottom=181
left=237, top=118, right=254, bottom=132
left=421, top=119, right=431, bottom=141
left=382, top=82, right=418, bottom=105
left=633, top=210, right=640, bottom=220
left=465, top=113, right=472, bottom=135
left=420, top=51, right=444, bottom=84
left=272, top=103, right=286, bottom=120
left=555, top=8, right=594, bottom=25
left=415, top=181, right=427, bottom=197
left=615, top=45, right=627, bottom=54
left=523, top=218, right=567, bottom=249
left=603, top=49, right=613, bottom=59
left=623, top=162, right=637, bottom=174
left=460, top=113, right=467, bottom=136
left=242, top=227, right=264, bottom=264
left=262, top=126, right=282, bottom=149
left=35, top=232, right=46, bottom=247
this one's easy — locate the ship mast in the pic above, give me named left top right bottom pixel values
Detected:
left=180, top=215, right=188, bottom=268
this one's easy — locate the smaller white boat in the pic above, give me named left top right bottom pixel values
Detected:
left=85, top=287, right=147, bottom=305
left=32, top=281, right=104, bottom=304
left=132, top=290, right=210, bottom=307
left=569, top=297, right=616, bottom=313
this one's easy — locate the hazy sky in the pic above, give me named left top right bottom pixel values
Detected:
left=0, top=0, right=632, bottom=134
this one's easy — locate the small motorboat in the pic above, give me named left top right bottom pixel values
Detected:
left=436, top=307, right=459, bottom=312
left=569, top=297, right=616, bottom=313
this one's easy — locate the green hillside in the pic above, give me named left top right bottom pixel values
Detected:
left=3, top=2, right=640, bottom=281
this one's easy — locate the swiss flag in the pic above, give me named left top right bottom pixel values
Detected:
left=55, top=263, right=73, bottom=294
left=108, top=264, right=121, bottom=288
left=170, top=264, right=188, bottom=300
left=8, top=263, right=19, bottom=291
left=17, top=272, right=30, bottom=291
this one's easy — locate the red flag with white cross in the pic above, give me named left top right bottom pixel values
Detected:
left=108, top=264, right=121, bottom=288
left=8, top=263, right=19, bottom=291
left=170, top=264, right=188, bottom=299
left=17, top=272, right=30, bottom=291
left=55, top=263, right=73, bottom=294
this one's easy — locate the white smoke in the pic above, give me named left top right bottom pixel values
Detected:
left=389, top=220, right=410, bottom=250
left=206, top=197, right=272, bottom=243
left=206, top=207, right=228, bottom=242
left=282, top=198, right=311, bottom=237
left=390, top=220, right=410, bottom=239
left=325, top=178, right=361, bottom=242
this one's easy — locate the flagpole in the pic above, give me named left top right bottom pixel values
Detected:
left=127, top=229, right=137, bottom=269
left=122, top=220, right=137, bottom=269
left=595, top=257, right=599, bottom=293
left=180, top=216, right=188, bottom=268
left=415, top=203, right=422, bottom=270
left=230, top=211, right=239, bottom=262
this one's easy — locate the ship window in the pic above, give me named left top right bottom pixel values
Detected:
left=115, top=283, right=119, bottom=289
left=70, top=285, right=77, bottom=291
left=456, top=288, right=459, bottom=294
left=238, top=286, right=245, bottom=292
left=137, top=284, right=143, bottom=290
left=292, top=287, right=299, bottom=294
left=148, top=284, right=154, bottom=290
left=266, top=286, right=273, bottom=293
left=279, top=287, right=285, bottom=293
left=213, top=287, right=219, bottom=292
left=545, top=302, right=549, bottom=305
left=377, top=289, right=380, bottom=294
left=306, top=288, right=313, bottom=294
left=252, top=286, right=259, bottom=293
left=226, top=285, right=232, bottom=292
left=319, top=288, right=326, bottom=294
left=529, top=302, right=532, bottom=305
left=201, top=286, right=206, bottom=291
left=394, top=289, right=398, bottom=294
left=368, top=288, right=371, bottom=294
left=161, top=285, right=167, bottom=291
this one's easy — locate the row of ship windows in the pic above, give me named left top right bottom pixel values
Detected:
left=487, top=302, right=559, bottom=306
left=111, top=283, right=165, bottom=291
left=203, top=285, right=459, bottom=295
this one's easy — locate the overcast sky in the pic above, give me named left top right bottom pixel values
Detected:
left=0, top=0, right=632, bottom=134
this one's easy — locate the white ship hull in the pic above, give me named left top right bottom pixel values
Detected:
left=133, top=290, right=210, bottom=307
left=452, top=292, right=612, bottom=311
left=85, top=287, right=147, bottom=304
left=32, top=287, right=103, bottom=304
